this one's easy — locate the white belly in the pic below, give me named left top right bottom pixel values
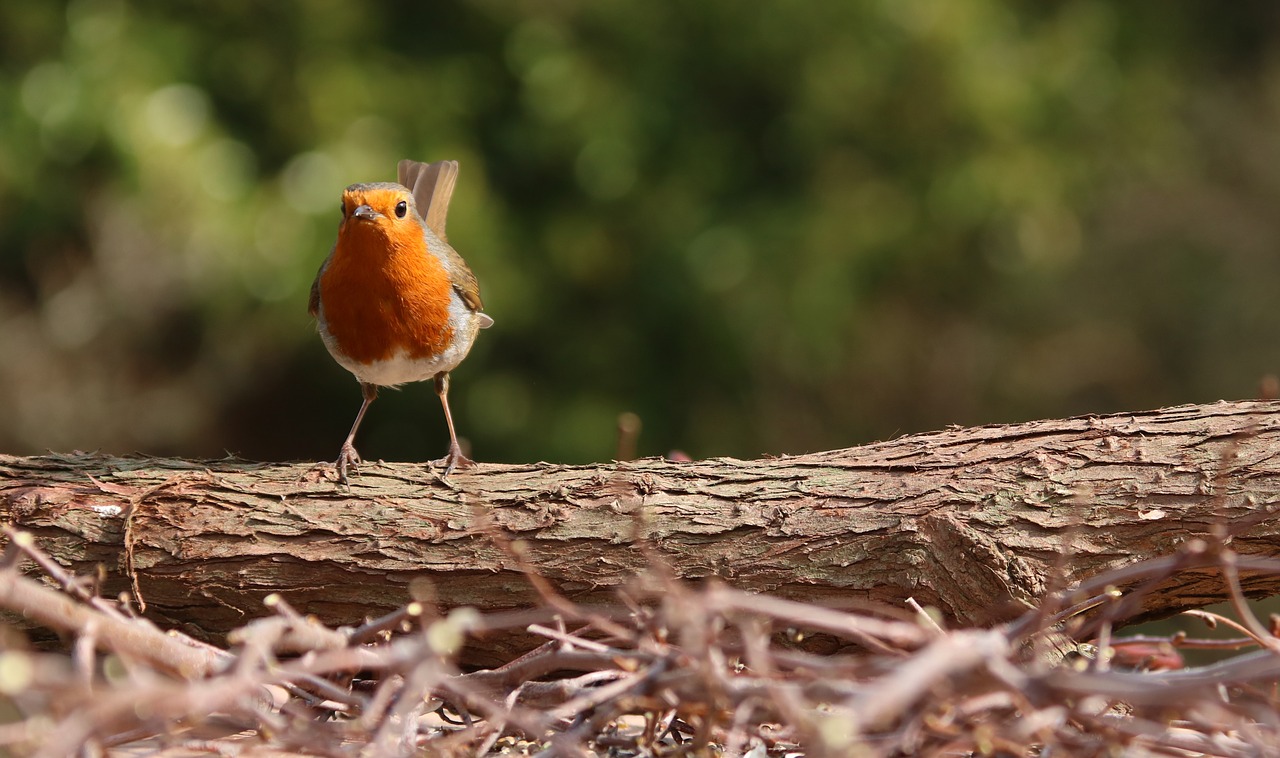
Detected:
left=334, top=339, right=472, bottom=386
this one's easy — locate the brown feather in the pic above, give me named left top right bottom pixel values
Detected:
left=398, top=159, right=457, bottom=242
left=307, top=254, right=327, bottom=318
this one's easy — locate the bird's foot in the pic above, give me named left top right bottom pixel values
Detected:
left=335, top=442, right=362, bottom=485
left=431, top=443, right=476, bottom=479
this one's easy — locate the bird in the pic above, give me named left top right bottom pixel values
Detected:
left=309, top=159, right=493, bottom=483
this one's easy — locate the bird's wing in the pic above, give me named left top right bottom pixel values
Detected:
left=447, top=253, right=487, bottom=316
left=308, top=251, right=331, bottom=318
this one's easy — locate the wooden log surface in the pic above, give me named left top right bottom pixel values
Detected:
left=3, top=400, right=1280, bottom=660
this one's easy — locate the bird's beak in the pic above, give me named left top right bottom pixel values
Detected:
left=352, top=204, right=380, bottom=221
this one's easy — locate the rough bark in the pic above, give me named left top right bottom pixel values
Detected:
left=3, top=400, right=1280, bottom=660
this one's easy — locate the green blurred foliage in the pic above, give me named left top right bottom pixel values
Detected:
left=2, top=1, right=1280, bottom=464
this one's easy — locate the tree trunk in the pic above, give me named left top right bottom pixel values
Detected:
left=3, top=400, right=1279, bottom=662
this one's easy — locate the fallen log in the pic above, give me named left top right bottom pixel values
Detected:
left=3, top=400, right=1279, bottom=662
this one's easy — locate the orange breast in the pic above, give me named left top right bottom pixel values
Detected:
left=319, top=222, right=455, bottom=365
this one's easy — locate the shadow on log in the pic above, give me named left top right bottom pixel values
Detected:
left=3, top=400, right=1280, bottom=664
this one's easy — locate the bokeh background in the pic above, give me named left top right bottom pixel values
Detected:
left=2, top=1, right=1280, bottom=466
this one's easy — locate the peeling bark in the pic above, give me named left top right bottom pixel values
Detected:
left=3, top=400, right=1280, bottom=662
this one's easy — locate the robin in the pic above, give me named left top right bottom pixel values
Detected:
left=309, top=159, right=493, bottom=483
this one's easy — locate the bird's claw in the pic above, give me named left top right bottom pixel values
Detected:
left=336, top=443, right=362, bottom=485
left=431, top=444, right=475, bottom=479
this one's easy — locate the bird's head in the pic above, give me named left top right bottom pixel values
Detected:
left=337, top=183, right=426, bottom=250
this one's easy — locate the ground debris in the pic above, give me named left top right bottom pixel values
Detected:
left=1, top=526, right=1278, bottom=756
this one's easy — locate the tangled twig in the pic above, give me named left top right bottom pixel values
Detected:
left=2, top=528, right=1280, bottom=756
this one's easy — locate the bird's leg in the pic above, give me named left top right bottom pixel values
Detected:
left=336, top=382, right=378, bottom=484
left=432, top=372, right=475, bottom=477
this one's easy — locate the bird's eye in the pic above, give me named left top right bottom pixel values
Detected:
left=395, top=200, right=408, bottom=219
